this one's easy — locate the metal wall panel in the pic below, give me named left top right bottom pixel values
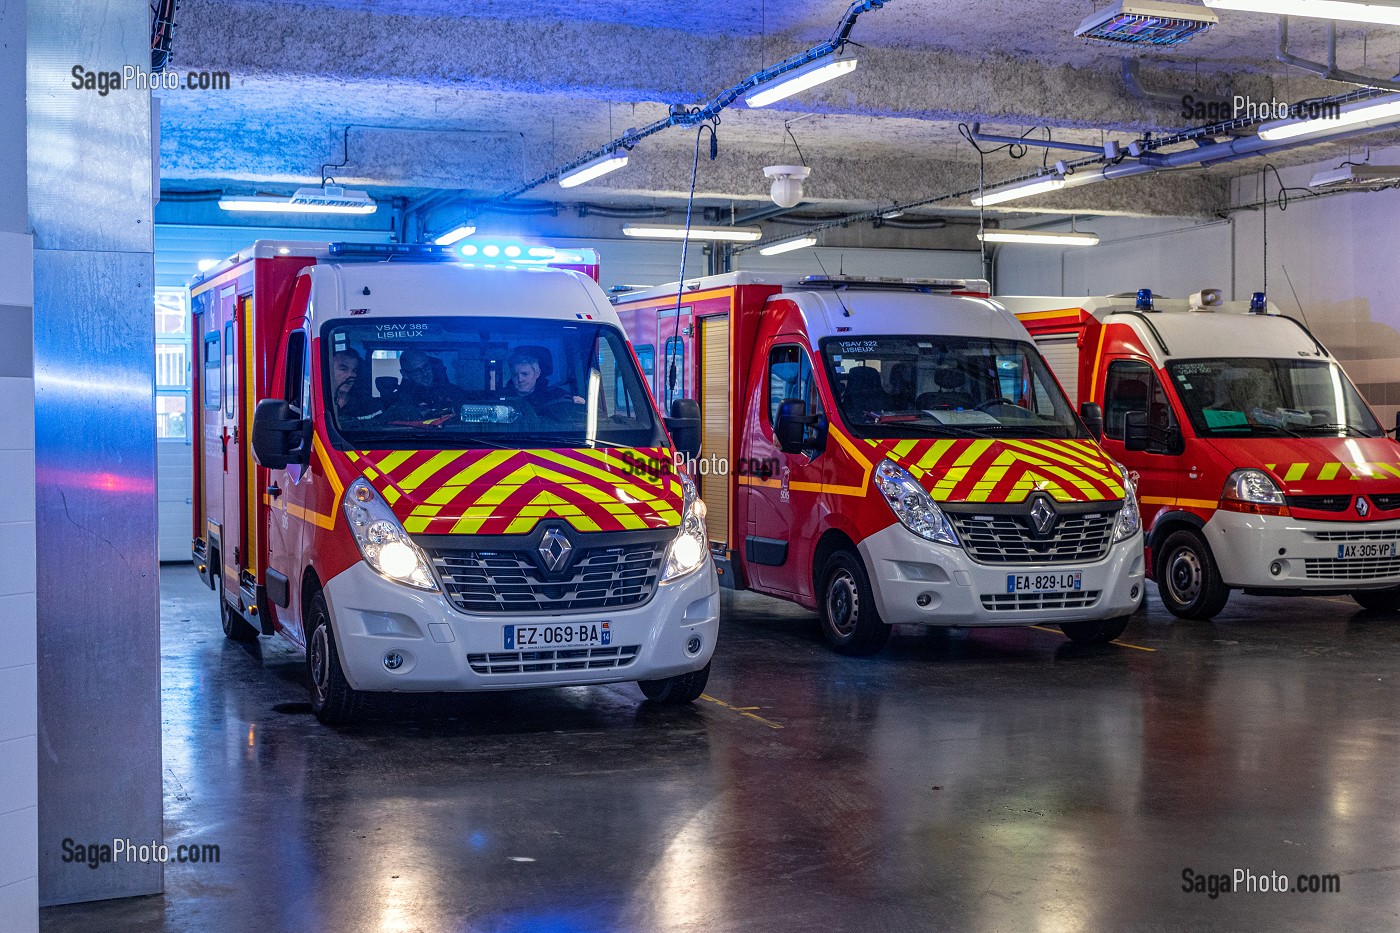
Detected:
left=28, top=0, right=162, bottom=907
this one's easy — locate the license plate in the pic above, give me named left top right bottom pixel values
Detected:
left=504, top=622, right=611, bottom=650
left=1337, top=543, right=1398, bottom=559
left=1007, top=572, right=1082, bottom=594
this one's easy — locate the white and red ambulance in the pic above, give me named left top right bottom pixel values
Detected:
left=1004, top=290, right=1400, bottom=619
left=191, top=241, right=717, bottom=723
left=613, top=273, right=1145, bottom=654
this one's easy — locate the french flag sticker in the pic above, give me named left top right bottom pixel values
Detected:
left=576, top=313, right=594, bottom=320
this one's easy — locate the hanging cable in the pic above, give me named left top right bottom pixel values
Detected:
left=666, top=122, right=718, bottom=409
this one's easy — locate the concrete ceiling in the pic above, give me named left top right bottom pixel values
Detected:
left=159, top=0, right=1400, bottom=236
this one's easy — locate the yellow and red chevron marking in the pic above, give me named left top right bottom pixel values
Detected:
left=863, top=438, right=1125, bottom=503
left=347, top=447, right=683, bottom=535
left=1264, top=461, right=1400, bottom=482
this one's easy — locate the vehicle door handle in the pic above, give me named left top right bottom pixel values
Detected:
left=267, top=483, right=282, bottom=499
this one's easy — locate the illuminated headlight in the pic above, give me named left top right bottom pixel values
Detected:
left=1113, top=462, right=1142, bottom=542
left=873, top=459, right=958, bottom=546
left=343, top=478, right=438, bottom=590
left=662, top=472, right=709, bottom=582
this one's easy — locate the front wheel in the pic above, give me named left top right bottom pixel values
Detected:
left=306, top=592, right=365, bottom=725
left=1353, top=587, right=1400, bottom=611
left=219, top=573, right=259, bottom=642
left=1059, top=615, right=1130, bottom=645
left=1156, top=530, right=1231, bottom=620
left=638, top=662, right=710, bottom=704
left=818, top=550, right=891, bottom=656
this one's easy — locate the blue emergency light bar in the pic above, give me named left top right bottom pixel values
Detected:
left=329, top=242, right=599, bottom=267
left=328, top=243, right=459, bottom=261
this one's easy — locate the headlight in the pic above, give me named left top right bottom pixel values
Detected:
left=662, top=471, right=708, bottom=582
left=873, top=459, right=958, bottom=546
left=342, top=478, right=438, bottom=590
left=1221, top=468, right=1290, bottom=516
left=1113, top=462, right=1141, bottom=542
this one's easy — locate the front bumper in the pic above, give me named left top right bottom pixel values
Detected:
left=322, top=559, right=719, bottom=692
left=858, top=523, right=1145, bottom=627
left=1203, top=510, right=1400, bottom=591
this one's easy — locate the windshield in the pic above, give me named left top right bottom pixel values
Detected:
left=325, top=316, right=665, bottom=450
left=819, top=335, right=1084, bottom=439
left=1166, top=358, right=1381, bottom=438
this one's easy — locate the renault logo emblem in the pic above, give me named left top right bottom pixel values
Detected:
left=1358, top=496, right=1371, bottom=518
left=1030, top=498, right=1057, bottom=536
left=538, top=528, right=573, bottom=572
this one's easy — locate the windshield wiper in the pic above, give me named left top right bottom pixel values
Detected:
left=1304, top=423, right=1374, bottom=437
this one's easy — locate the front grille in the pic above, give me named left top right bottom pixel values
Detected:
left=949, top=510, right=1116, bottom=565
left=1309, top=529, right=1400, bottom=542
left=426, top=537, right=665, bottom=614
left=1370, top=495, right=1400, bottom=511
left=980, top=591, right=1102, bottom=611
left=1288, top=495, right=1351, bottom=512
left=1304, top=557, right=1400, bottom=580
left=467, top=645, right=641, bottom=674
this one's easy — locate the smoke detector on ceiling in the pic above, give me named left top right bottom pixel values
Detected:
left=1309, top=164, right=1400, bottom=190
left=764, top=165, right=811, bottom=209
left=1075, top=1, right=1219, bottom=46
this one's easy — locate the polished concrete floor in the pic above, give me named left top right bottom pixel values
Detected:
left=40, top=567, right=1400, bottom=932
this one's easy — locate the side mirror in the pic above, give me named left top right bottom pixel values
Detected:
left=775, top=399, right=823, bottom=455
left=664, top=397, right=702, bottom=461
left=251, top=399, right=310, bottom=470
left=1123, top=410, right=1150, bottom=452
left=1079, top=402, right=1104, bottom=441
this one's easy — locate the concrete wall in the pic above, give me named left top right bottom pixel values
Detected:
left=994, top=163, right=1400, bottom=428
left=0, top=1, right=37, bottom=930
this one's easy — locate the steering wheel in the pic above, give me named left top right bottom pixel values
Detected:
left=976, top=397, right=1018, bottom=412
left=540, top=396, right=587, bottom=421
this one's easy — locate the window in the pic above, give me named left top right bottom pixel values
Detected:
left=1105, top=359, right=1174, bottom=443
left=1166, top=357, right=1381, bottom=438
left=768, top=345, right=823, bottom=436
left=284, top=331, right=309, bottom=412
left=155, top=288, right=189, bottom=439
left=222, top=321, right=236, bottom=419
left=662, top=336, right=686, bottom=411
left=203, top=332, right=221, bottom=412
left=634, top=344, right=656, bottom=401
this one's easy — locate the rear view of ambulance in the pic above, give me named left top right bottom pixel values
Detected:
left=191, top=242, right=717, bottom=723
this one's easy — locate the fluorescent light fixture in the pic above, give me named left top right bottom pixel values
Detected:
left=196, top=259, right=219, bottom=272
left=622, top=224, right=764, bottom=242
left=1258, top=93, right=1400, bottom=142
left=1205, top=0, right=1400, bottom=26
left=432, top=224, right=476, bottom=246
left=218, top=186, right=378, bottom=214
left=970, top=173, right=1067, bottom=208
left=978, top=229, right=1100, bottom=247
left=745, top=53, right=858, bottom=108
left=1076, top=1, right=1218, bottom=46
left=1310, top=163, right=1400, bottom=189
left=758, top=236, right=818, bottom=256
left=559, top=150, right=629, bottom=188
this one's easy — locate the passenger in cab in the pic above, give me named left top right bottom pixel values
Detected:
left=503, top=348, right=584, bottom=406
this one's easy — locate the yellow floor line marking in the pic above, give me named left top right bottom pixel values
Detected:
left=700, top=694, right=784, bottom=729
left=1029, top=624, right=1157, bottom=652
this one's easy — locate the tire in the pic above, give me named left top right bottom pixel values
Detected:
left=1059, top=615, right=1130, bottom=645
left=1353, top=587, right=1400, bottom=611
left=1156, top=529, right=1231, bottom=620
left=638, top=662, right=710, bottom=704
left=218, top=573, right=259, bottom=642
left=818, top=550, right=892, bottom=656
left=305, top=592, right=365, bottom=725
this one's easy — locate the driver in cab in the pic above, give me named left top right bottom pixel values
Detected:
left=387, top=349, right=467, bottom=415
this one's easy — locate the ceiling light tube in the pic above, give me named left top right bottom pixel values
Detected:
left=558, top=150, right=629, bottom=188
left=432, top=224, right=477, bottom=246
left=218, top=189, right=378, bottom=215
left=977, top=229, right=1100, bottom=247
left=745, top=53, right=859, bottom=108
left=758, top=236, right=818, bottom=256
left=1258, top=93, right=1400, bottom=142
left=970, top=174, right=1067, bottom=208
left=1205, top=0, right=1400, bottom=26
left=622, top=224, right=764, bottom=242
